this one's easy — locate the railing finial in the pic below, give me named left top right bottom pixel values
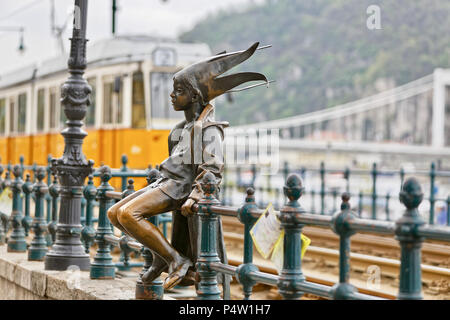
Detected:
left=340, top=192, right=351, bottom=210
left=283, top=173, right=304, bottom=206
left=98, top=165, right=112, bottom=183
left=121, top=154, right=128, bottom=166
left=245, top=187, right=255, bottom=203
left=200, top=171, right=217, bottom=198
left=399, top=177, right=423, bottom=211
left=146, top=168, right=161, bottom=185
left=12, top=164, right=22, bottom=179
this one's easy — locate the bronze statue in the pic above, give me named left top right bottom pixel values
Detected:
left=107, top=42, right=268, bottom=290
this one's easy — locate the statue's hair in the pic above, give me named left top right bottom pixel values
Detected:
left=175, top=74, right=206, bottom=106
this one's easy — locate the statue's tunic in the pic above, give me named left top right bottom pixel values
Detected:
left=156, top=104, right=228, bottom=202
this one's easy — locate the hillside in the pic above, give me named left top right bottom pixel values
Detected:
left=180, top=0, right=450, bottom=125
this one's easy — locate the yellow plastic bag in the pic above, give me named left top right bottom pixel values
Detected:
left=270, top=231, right=311, bottom=274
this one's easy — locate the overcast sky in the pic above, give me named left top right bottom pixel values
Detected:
left=0, top=0, right=257, bottom=73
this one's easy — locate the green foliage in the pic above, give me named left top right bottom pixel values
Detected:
left=180, top=0, right=450, bottom=125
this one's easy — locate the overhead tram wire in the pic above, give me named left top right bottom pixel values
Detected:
left=0, top=0, right=43, bottom=24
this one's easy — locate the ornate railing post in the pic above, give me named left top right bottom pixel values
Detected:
left=117, top=178, right=136, bottom=271
left=120, top=154, right=128, bottom=192
left=396, top=177, right=425, bottom=299
left=45, top=0, right=94, bottom=271
left=371, top=163, right=378, bottom=220
left=344, top=167, right=350, bottom=193
left=90, top=166, right=115, bottom=279
left=31, top=162, right=37, bottom=182
left=0, top=164, right=6, bottom=244
left=81, top=174, right=96, bottom=253
left=447, top=196, right=450, bottom=226
left=236, top=188, right=259, bottom=299
left=48, top=173, right=60, bottom=244
left=385, top=193, right=391, bottom=221
left=2, top=166, right=12, bottom=236
left=429, top=162, right=435, bottom=224
left=358, top=191, right=363, bottom=217
left=136, top=168, right=164, bottom=300
left=330, top=193, right=358, bottom=299
left=320, top=161, right=325, bottom=215
left=277, top=173, right=305, bottom=299
left=21, top=174, right=33, bottom=236
left=19, top=155, right=24, bottom=178
left=45, top=155, right=53, bottom=246
left=28, top=168, right=49, bottom=261
left=196, top=172, right=221, bottom=300
left=7, top=165, right=27, bottom=252
left=3, top=167, right=11, bottom=190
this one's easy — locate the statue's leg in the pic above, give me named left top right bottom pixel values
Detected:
left=117, top=187, right=192, bottom=290
left=107, top=185, right=149, bottom=235
left=143, top=210, right=196, bottom=286
left=172, top=210, right=196, bottom=286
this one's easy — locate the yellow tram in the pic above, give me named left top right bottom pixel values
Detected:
left=0, top=35, right=211, bottom=169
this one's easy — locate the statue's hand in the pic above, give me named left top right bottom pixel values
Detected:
left=181, top=198, right=196, bottom=217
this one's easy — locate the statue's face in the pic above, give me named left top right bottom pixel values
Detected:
left=170, top=79, right=193, bottom=111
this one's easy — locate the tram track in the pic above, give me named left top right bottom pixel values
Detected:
left=223, top=231, right=450, bottom=284
left=221, top=216, right=450, bottom=299
left=221, top=216, right=450, bottom=268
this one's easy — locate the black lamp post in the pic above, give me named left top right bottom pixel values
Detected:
left=45, top=0, right=94, bottom=271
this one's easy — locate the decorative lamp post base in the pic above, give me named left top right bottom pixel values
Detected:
left=45, top=253, right=90, bottom=271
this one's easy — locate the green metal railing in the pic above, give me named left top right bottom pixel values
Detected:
left=191, top=171, right=450, bottom=300
left=1, top=154, right=450, bottom=300
left=222, top=161, right=450, bottom=225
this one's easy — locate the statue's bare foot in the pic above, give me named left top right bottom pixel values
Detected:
left=177, top=269, right=197, bottom=287
left=163, top=257, right=193, bottom=290
left=142, top=256, right=168, bottom=284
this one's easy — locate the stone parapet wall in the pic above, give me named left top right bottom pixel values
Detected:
left=0, top=246, right=136, bottom=300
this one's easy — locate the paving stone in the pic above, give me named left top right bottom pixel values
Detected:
left=6, top=260, right=16, bottom=282
left=0, top=246, right=170, bottom=300
left=0, top=258, right=6, bottom=278
left=30, top=270, right=47, bottom=297
left=14, top=263, right=32, bottom=291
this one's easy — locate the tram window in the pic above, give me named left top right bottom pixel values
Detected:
left=17, top=93, right=26, bottom=133
left=37, top=89, right=45, bottom=132
left=85, top=77, right=96, bottom=127
left=9, top=100, right=15, bottom=133
left=0, top=99, right=5, bottom=135
left=150, top=72, right=180, bottom=120
left=103, top=82, right=113, bottom=124
left=103, top=78, right=123, bottom=125
left=132, top=72, right=145, bottom=128
left=49, top=88, right=58, bottom=129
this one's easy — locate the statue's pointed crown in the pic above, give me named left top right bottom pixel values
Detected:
left=174, top=42, right=268, bottom=103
